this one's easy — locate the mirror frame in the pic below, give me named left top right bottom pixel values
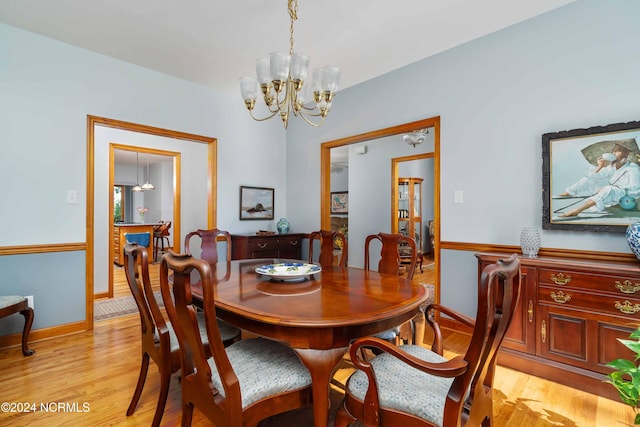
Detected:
left=320, top=116, right=440, bottom=299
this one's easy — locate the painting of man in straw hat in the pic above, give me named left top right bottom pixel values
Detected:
left=545, top=127, right=640, bottom=231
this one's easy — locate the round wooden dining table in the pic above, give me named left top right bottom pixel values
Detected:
left=192, top=258, right=430, bottom=427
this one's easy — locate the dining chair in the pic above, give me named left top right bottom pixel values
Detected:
left=365, top=232, right=418, bottom=345
left=308, top=229, right=348, bottom=268
left=335, top=254, right=521, bottom=427
left=0, top=296, right=35, bottom=356
left=123, top=243, right=239, bottom=427
left=184, top=228, right=231, bottom=264
left=153, top=221, right=172, bottom=261
left=159, top=251, right=313, bottom=427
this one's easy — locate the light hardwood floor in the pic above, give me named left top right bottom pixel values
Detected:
left=2, top=262, right=631, bottom=426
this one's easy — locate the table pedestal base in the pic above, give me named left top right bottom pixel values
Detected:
left=294, top=347, right=349, bottom=427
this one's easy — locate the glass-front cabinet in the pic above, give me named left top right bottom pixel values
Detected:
left=397, top=177, right=423, bottom=251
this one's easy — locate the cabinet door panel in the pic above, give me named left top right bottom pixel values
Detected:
left=502, top=266, right=536, bottom=353
left=538, top=305, right=589, bottom=368
left=596, top=321, right=635, bottom=374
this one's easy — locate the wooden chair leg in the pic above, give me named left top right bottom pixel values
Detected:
left=19, top=307, right=35, bottom=356
left=151, top=368, right=172, bottom=427
left=127, top=352, right=150, bottom=416
left=181, top=402, right=194, bottom=427
left=335, top=403, right=357, bottom=427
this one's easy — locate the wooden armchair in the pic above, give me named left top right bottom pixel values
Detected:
left=365, top=232, right=418, bottom=345
left=159, top=251, right=313, bottom=426
left=123, top=243, right=239, bottom=427
left=0, top=296, right=34, bottom=356
left=308, top=229, right=348, bottom=268
left=184, top=228, right=231, bottom=264
left=335, top=254, right=521, bottom=427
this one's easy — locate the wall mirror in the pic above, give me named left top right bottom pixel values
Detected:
left=320, top=116, right=440, bottom=298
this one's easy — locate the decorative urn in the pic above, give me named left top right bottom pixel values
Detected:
left=277, top=218, right=290, bottom=234
left=626, top=222, right=640, bottom=260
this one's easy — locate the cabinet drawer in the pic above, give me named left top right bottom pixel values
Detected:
left=539, top=285, right=640, bottom=318
left=248, top=238, right=277, bottom=252
left=539, top=268, right=640, bottom=296
left=278, top=236, right=302, bottom=249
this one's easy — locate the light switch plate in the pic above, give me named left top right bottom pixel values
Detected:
left=454, top=190, right=464, bottom=204
left=67, top=190, right=78, bottom=204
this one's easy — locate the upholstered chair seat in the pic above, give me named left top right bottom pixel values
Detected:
left=346, top=345, right=453, bottom=426
left=155, top=312, right=239, bottom=352
left=207, top=337, right=312, bottom=409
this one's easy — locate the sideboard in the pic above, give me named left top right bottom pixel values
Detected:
left=477, top=252, right=640, bottom=400
left=230, top=233, right=305, bottom=260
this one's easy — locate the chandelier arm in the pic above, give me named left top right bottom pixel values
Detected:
left=248, top=109, right=280, bottom=122
left=296, top=109, right=325, bottom=127
left=297, top=104, right=324, bottom=114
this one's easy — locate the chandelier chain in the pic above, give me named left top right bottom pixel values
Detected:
left=288, top=0, right=297, bottom=55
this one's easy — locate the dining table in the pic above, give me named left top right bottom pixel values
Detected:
left=190, top=258, right=430, bottom=427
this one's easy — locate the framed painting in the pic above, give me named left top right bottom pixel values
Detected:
left=542, top=120, right=640, bottom=233
left=330, top=191, right=348, bottom=214
left=239, top=186, right=274, bottom=220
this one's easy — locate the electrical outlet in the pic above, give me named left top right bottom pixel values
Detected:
left=26, top=295, right=34, bottom=309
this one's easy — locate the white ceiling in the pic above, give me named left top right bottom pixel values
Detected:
left=0, top=0, right=574, bottom=93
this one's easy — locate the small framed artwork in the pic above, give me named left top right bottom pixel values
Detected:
left=239, top=186, right=274, bottom=220
left=330, top=191, right=348, bottom=214
left=542, top=120, right=640, bottom=233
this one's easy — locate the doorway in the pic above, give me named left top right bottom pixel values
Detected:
left=320, top=116, right=440, bottom=300
left=86, top=115, right=218, bottom=331
left=106, top=145, right=180, bottom=300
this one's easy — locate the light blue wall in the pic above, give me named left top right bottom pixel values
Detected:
left=2, top=0, right=639, bottom=333
left=0, top=23, right=287, bottom=332
left=286, top=0, right=640, bottom=317
left=0, top=252, right=85, bottom=334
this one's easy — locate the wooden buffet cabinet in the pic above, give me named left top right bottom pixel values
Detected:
left=230, top=233, right=305, bottom=260
left=113, top=224, right=154, bottom=266
left=477, top=253, right=640, bottom=400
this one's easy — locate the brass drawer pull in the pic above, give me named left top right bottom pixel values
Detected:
left=550, top=291, right=571, bottom=304
left=550, top=273, right=571, bottom=285
left=615, top=300, right=640, bottom=315
left=527, top=300, right=534, bottom=323
left=257, top=243, right=268, bottom=249
left=615, top=280, right=640, bottom=294
left=541, top=320, right=546, bottom=343
left=289, top=241, right=298, bottom=246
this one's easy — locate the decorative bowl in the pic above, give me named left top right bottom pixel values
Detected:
left=255, top=262, right=321, bottom=282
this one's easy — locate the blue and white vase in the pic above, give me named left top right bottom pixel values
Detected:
left=277, top=218, right=290, bottom=234
left=626, top=222, right=640, bottom=260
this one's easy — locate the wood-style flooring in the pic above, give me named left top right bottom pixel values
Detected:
left=1, top=261, right=633, bottom=426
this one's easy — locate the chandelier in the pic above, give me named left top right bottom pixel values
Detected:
left=132, top=152, right=142, bottom=192
left=403, top=129, right=430, bottom=148
left=239, top=0, right=340, bottom=129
